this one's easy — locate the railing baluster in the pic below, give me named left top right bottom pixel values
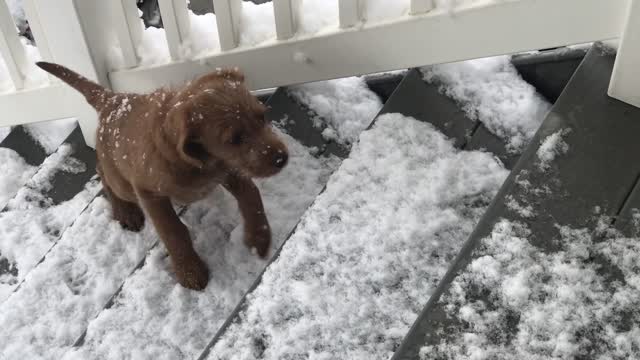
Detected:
left=158, top=0, right=191, bottom=60
left=339, top=0, right=365, bottom=28
left=213, top=0, right=242, bottom=51
left=0, top=0, right=27, bottom=89
left=410, top=0, right=434, bottom=14
left=608, top=0, right=640, bottom=108
left=22, top=0, right=52, bottom=62
left=273, top=0, right=298, bottom=40
left=111, top=0, right=143, bottom=68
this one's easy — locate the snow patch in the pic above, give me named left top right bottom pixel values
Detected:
left=289, top=77, right=382, bottom=145
left=211, top=113, right=508, bottom=360
left=23, top=118, right=77, bottom=154
left=0, top=148, right=36, bottom=209
left=537, top=129, right=570, bottom=171
left=422, top=55, right=551, bottom=152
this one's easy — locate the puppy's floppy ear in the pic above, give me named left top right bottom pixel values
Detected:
left=165, top=102, right=206, bottom=169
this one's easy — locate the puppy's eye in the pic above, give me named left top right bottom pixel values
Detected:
left=230, top=131, right=244, bottom=145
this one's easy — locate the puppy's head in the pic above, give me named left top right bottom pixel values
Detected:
left=166, top=68, right=288, bottom=178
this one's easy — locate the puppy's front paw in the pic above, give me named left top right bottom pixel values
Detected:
left=245, top=223, right=271, bottom=259
left=174, top=256, right=209, bottom=291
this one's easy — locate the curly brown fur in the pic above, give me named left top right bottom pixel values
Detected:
left=37, top=62, right=288, bottom=290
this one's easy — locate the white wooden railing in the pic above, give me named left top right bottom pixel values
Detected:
left=0, top=0, right=638, bottom=148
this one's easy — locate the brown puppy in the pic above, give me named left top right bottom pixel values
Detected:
left=37, top=62, right=288, bottom=290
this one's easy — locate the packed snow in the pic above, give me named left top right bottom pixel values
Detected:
left=288, top=77, right=383, bottom=145
left=211, top=113, right=508, bottom=360
left=0, top=144, right=99, bottom=302
left=537, top=129, right=571, bottom=171
left=0, top=148, right=36, bottom=209
left=421, top=220, right=640, bottom=359
left=422, top=55, right=551, bottom=152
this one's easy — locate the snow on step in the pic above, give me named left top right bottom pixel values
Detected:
left=0, top=120, right=78, bottom=209
left=0, top=144, right=100, bottom=302
left=421, top=221, right=640, bottom=359
left=0, top=126, right=10, bottom=143
left=23, top=119, right=78, bottom=154
left=289, top=77, right=383, bottom=145
left=422, top=55, right=551, bottom=152
left=0, top=195, right=159, bottom=359
left=61, top=132, right=340, bottom=360
left=0, top=147, right=37, bottom=208
left=210, top=113, right=508, bottom=360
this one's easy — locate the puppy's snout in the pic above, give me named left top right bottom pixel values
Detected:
left=273, top=152, right=288, bottom=168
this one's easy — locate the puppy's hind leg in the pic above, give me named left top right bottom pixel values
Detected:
left=104, top=184, right=146, bottom=232
left=135, top=189, right=209, bottom=290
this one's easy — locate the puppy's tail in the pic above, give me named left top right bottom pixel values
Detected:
left=36, top=61, right=108, bottom=108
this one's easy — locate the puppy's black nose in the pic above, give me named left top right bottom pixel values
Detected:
left=274, top=153, right=288, bottom=168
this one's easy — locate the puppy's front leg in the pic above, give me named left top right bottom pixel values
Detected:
left=135, top=189, right=209, bottom=290
left=223, top=174, right=271, bottom=258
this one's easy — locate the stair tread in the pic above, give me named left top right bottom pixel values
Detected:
left=393, top=43, right=640, bottom=360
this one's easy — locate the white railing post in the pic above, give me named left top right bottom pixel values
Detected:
left=0, top=0, right=27, bottom=90
left=213, top=0, right=242, bottom=51
left=111, top=0, right=144, bottom=68
left=410, top=0, right=434, bottom=14
left=339, top=0, right=365, bottom=28
left=22, top=0, right=52, bottom=62
left=30, top=0, right=120, bottom=147
left=273, top=0, right=298, bottom=40
left=608, top=0, right=640, bottom=109
left=158, top=0, right=191, bottom=60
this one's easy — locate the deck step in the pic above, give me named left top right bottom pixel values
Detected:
left=512, top=47, right=587, bottom=103
left=52, top=81, right=376, bottom=360
left=392, top=43, right=640, bottom=360
left=0, top=126, right=100, bottom=304
left=199, top=62, right=551, bottom=359
left=0, top=125, right=48, bottom=166
left=0, top=120, right=78, bottom=209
